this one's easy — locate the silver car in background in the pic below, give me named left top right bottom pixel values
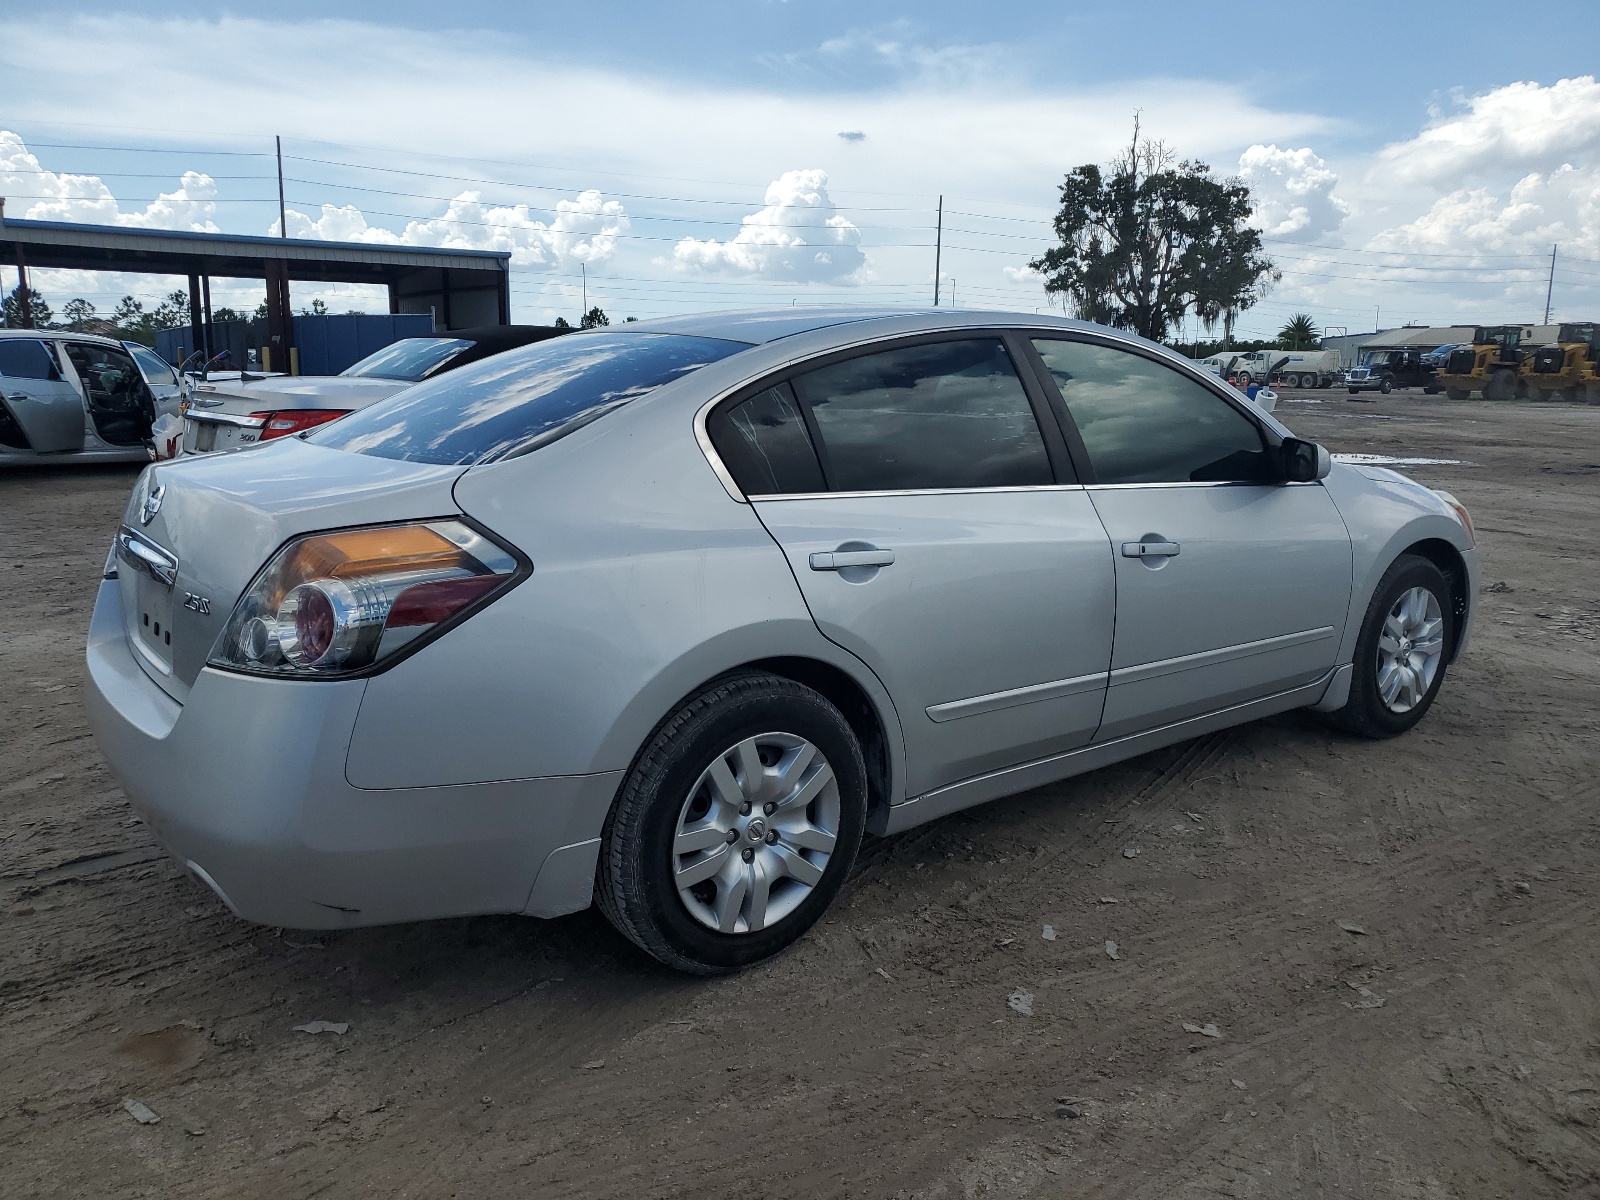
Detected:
left=86, top=309, right=1477, bottom=974
left=1, top=329, right=177, bottom=464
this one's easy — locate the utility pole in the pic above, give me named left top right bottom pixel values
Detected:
left=949, top=278, right=956, bottom=307
left=582, top=263, right=587, bottom=321
left=276, top=136, right=287, bottom=239
left=933, top=195, right=943, bottom=306
left=1544, top=243, right=1557, bottom=324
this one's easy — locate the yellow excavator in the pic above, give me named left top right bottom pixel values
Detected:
left=1521, top=322, right=1599, bottom=403
left=1434, top=326, right=1526, bottom=401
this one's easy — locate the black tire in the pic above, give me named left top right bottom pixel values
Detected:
left=1379, top=378, right=1393, bottom=394
left=596, top=672, right=868, bottom=975
left=1446, top=387, right=1471, bottom=401
left=1483, top=371, right=1516, bottom=402
left=1327, top=554, right=1454, bottom=739
left=1348, top=387, right=1359, bottom=395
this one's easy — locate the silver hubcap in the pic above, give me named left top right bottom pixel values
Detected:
left=1376, top=586, right=1444, bottom=713
left=672, top=733, right=839, bottom=934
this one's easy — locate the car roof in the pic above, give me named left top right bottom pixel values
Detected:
left=616, top=306, right=950, bottom=345
left=424, top=325, right=569, bottom=354
left=0, top=327, right=126, bottom=348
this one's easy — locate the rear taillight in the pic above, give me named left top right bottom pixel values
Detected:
left=209, top=520, right=525, bottom=678
left=250, top=409, right=352, bottom=440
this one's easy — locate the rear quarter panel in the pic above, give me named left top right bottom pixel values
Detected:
left=343, top=376, right=907, bottom=796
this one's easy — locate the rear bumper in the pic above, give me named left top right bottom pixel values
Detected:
left=84, top=579, right=621, bottom=929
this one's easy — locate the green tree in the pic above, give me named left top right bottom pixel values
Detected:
left=300, top=298, right=329, bottom=316
left=152, top=290, right=191, bottom=330
left=1277, top=313, right=1320, bottom=350
left=211, top=307, right=248, bottom=323
left=3, top=285, right=51, bottom=328
left=623, top=316, right=639, bottom=323
left=1029, top=125, right=1278, bottom=342
left=554, top=316, right=572, bottom=329
left=580, top=306, right=610, bottom=329
left=61, top=298, right=97, bottom=327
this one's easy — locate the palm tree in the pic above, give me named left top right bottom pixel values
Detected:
left=1278, top=313, right=1320, bottom=350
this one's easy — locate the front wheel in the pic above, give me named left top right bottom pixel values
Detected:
left=1326, top=554, right=1454, bottom=739
left=1379, top=378, right=1393, bottom=394
left=596, top=672, right=868, bottom=974
left=1446, top=387, right=1471, bottom=401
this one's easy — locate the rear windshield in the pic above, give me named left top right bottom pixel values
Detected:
left=340, top=338, right=474, bottom=381
left=309, top=331, right=749, bottom=465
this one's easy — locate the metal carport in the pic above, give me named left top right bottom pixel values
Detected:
left=0, top=212, right=511, bottom=373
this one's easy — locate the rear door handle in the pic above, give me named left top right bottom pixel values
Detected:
left=1121, top=540, right=1180, bottom=559
left=810, top=549, right=896, bottom=570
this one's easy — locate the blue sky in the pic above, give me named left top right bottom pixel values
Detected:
left=4, top=3, right=1599, bottom=336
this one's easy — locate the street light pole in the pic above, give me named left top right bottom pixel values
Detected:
left=933, top=195, right=943, bottom=306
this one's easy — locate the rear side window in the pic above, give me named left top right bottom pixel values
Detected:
left=1031, top=339, right=1270, bottom=485
left=707, top=383, right=824, bottom=496
left=0, top=339, right=62, bottom=381
left=311, top=332, right=749, bottom=466
left=793, top=339, right=1052, bottom=492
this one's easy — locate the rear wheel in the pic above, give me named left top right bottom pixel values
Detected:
left=1327, top=554, right=1453, bottom=739
left=596, top=672, right=867, bottom=975
left=1348, top=387, right=1359, bottom=395
left=1446, top=387, right=1471, bottom=401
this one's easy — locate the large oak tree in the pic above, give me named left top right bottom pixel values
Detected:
left=1030, top=131, right=1277, bottom=342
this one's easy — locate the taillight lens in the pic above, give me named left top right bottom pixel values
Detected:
left=250, top=409, right=351, bottom=440
left=209, top=520, right=523, bottom=678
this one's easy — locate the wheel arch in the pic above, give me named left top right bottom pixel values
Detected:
left=597, top=638, right=908, bottom=830
left=1397, top=537, right=1471, bottom=661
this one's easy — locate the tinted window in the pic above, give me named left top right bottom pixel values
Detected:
left=794, top=339, right=1051, bottom=492
left=341, top=337, right=474, bottom=381
left=312, top=331, right=748, bottom=466
left=0, top=339, right=62, bottom=381
left=1032, top=339, right=1270, bottom=484
left=708, top=383, right=825, bottom=496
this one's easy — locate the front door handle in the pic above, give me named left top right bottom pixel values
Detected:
left=810, top=548, right=896, bottom=571
left=1121, top=540, right=1180, bottom=559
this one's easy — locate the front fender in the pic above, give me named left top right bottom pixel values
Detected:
left=1319, top=464, right=1477, bottom=666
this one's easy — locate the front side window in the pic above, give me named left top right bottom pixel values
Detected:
left=312, top=331, right=749, bottom=466
left=1032, top=339, right=1271, bottom=485
left=793, top=339, right=1052, bottom=492
left=707, top=383, right=825, bottom=496
left=125, top=343, right=177, bottom=386
left=0, top=339, right=62, bottom=381
left=340, top=338, right=474, bottom=381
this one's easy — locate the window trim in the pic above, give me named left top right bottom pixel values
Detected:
left=698, top=328, right=1078, bottom=501
left=1018, top=331, right=1284, bottom=488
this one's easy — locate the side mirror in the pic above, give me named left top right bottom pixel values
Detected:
left=1281, top=437, right=1331, bottom=482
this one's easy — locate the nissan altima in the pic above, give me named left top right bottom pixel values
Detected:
left=86, top=308, right=1477, bottom=974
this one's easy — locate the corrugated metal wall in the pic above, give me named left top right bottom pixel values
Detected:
left=157, top=313, right=434, bottom=375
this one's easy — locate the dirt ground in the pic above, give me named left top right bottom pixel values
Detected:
left=2, top=390, right=1598, bottom=1199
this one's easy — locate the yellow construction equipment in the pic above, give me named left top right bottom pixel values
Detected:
left=1434, top=326, right=1526, bottom=401
left=1521, top=322, right=1599, bottom=403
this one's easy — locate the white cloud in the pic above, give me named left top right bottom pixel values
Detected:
left=1003, top=264, right=1044, bottom=284
left=274, top=188, right=628, bottom=269
left=1367, top=164, right=1600, bottom=260
left=0, top=129, right=219, bottom=231
left=674, top=169, right=865, bottom=282
left=1239, top=144, right=1348, bottom=239
left=1379, top=76, right=1600, bottom=183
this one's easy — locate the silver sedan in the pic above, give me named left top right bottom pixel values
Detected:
left=86, top=309, right=1477, bottom=974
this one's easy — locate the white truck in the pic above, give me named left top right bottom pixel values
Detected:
left=1229, top=349, right=1344, bottom=389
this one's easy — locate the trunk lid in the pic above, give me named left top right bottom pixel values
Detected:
left=181, top=376, right=409, bottom=455
left=115, top=437, right=465, bottom=703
